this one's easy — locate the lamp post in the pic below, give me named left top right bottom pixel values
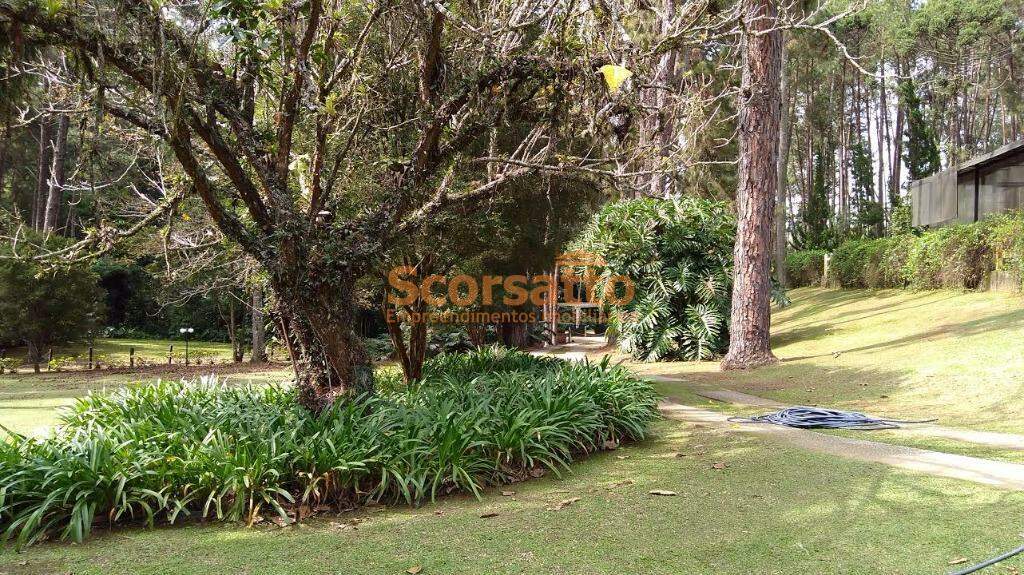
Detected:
left=179, top=327, right=194, bottom=366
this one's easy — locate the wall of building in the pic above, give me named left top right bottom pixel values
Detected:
left=911, top=147, right=1024, bottom=227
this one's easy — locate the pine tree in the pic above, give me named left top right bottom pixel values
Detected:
left=850, top=141, right=882, bottom=236
left=795, top=151, right=832, bottom=249
left=899, top=79, right=941, bottom=181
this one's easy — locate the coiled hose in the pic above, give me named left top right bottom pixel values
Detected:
left=727, top=406, right=936, bottom=430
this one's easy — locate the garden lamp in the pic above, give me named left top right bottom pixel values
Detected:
left=179, top=327, right=194, bottom=366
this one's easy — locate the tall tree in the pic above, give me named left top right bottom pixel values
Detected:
left=31, top=117, right=52, bottom=231
left=721, top=0, right=782, bottom=370
left=774, top=33, right=792, bottom=287
left=41, top=113, right=68, bottom=233
left=900, top=79, right=942, bottom=180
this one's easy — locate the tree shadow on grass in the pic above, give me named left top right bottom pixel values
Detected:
left=667, top=423, right=1024, bottom=574
left=777, top=288, right=913, bottom=325
left=647, top=361, right=911, bottom=401
left=785, top=306, right=1024, bottom=360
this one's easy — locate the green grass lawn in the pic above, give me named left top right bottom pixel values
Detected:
left=3, top=420, right=1023, bottom=574
left=637, top=287, right=1024, bottom=435
left=0, top=363, right=293, bottom=435
left=3, top=337, right=240, bottom=369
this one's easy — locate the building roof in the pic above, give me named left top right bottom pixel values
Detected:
left=957, top=139, right=1024, bottom=174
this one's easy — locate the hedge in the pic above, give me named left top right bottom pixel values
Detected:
left=786, top=212, right=1024, bottom=291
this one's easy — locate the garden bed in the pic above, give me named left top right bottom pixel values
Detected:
left=0, top=347, right=658, bottom=547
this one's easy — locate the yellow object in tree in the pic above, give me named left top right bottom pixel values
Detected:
left=599, top=64, right=633, bottom=92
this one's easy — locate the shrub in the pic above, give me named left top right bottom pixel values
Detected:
left=0, top=347, right=658, bottom=546
left=785, top=250, right=826, bottom=287
left=0, top=358, right=19, bottom=374
left=46, top=355, right=77, bottom=372
left=575, top=197, right=736, bottom=361
left=827, top=239, right=873, bottom=288
left=823, top=212, right=1024, bottom=291
left=0, top=252, right=105, bottom=364
left=985, top=213, right=1024, bottom=286
left=904, top=224, right=991, bottom=289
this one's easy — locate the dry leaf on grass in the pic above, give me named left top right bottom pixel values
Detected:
left=947, top=558, right=968, bottom=566
left=648, top=489, right=678, bottom=496
left=501, top=491, right=516, bottom=496
left=407, top=565, right=424, bottom=574
left=711, top=462, right=727, bottom=470
left=479, top=512, right=499, bottom=518
left=612, top=479, right=635, bottom=488
left=548, top=497, right=581, bottom=511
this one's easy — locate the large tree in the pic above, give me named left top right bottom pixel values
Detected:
left=720, top=0, right=783, bottom=370
left=0, top=0, right=586, bottom=409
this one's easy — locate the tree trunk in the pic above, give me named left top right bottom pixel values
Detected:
left=890, top=59, right=906, bottom=206
left=384, top=295, right=427, bottom=384
left=645, top=0, right=679, bottom=198
left=277, top=278, right=373, bottom=411
left=875, top=68, right=886, bottom=235
left=0, top=116, right=9, bottom=203
left=250, top=285, right=266, bottom=363
left=33, top=117, right=54, bottom=232
left=499, top=321, right=529, bottom=349
left=721, top=0, right=781, bottom=371
left=774, top=34, right=791, bottom=287
left=42, top=114, right=70, bottom=234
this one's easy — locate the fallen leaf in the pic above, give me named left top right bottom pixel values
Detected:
left=711, top=462, right=727, bottom=470
left=501, top=491, right=516, bottom=497
left=549, top=497, right=581, bottom=511
left=947, top=558, right=968, bottom=566
left=616, top=455, right=630, bottom=460
left=612, top=479, right=635, bottom=488
left=479, top=512, right=499, bottom=518
left=407, top=565, right=424, bottom=574
left=648, top=489, right=678, bottom=496
left=270, top=516, right=295, bottom=527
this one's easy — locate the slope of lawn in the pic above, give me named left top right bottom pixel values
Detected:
left=638, top=287, right=1024, bottom=435
left=3, top=420, right=1023, bottom=575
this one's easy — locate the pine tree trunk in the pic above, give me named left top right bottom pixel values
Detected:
left=774, top=34, right=791, bottom=287
left=721, top=0, right=781, bottom=370
left=0, top=116, right=9, bottom=203
left=648, top=0, right=678, bottom=198
left=890, top=60, right=906, bottom=205
left=33, top=117, right=54, bottom=231
left=250, top=285, right=266, bottom=363
left=42, top=114, right=69, bottom=234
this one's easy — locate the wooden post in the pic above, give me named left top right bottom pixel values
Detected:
left=88, top=346, right=94, bottom=370
left=168, top=344, right=174, bottom=365
left=129, top=347, right=135, bottom=368
left=551, top=265, right=559, bottom=344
